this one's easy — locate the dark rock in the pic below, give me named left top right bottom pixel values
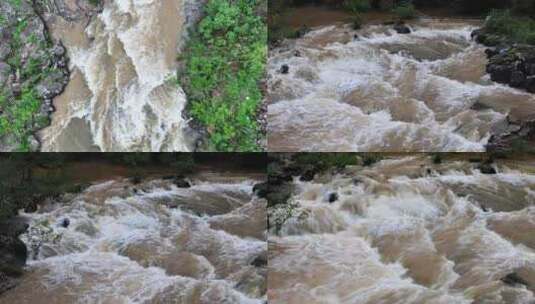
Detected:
left=299, top=166, right=316, bottom=182
left=478, top=163, right=497, bottom=174
left=173, top=178, right=191, bottom=188
left=0, top=234, right=27, bottom=277
left=253, top=182, right=268, bottom=198
left=327, top=192, right=338, bottom=203
left=294, top=50, right=301, bottom=57
left=250, top=254, right=267, bottom=267
left=353, top=34, right=359, bottom=40
left=280, top=64, right=289, bottom=74
left=393, top=23, right=411, bottom=34
left=526, top=76, right=535, bottom=93
left=60, top=218, right=70, bottom=228
left=501, top=273, right=529, bottom=287
left=485, top=47, right=499, bottom=58
left=510, top=71, right=526, bottom=87
left=487, top=64, right=513, bottom=84
left=267, top=183, right=293, bottom=207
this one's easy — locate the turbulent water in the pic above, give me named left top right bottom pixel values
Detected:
left=268, top=19, right=535, bottom=151
left=0, top=177, right=267, bottom=303
left=39, top=0, right=199, bottom=151
left=269, top=156, right=535, bottom=303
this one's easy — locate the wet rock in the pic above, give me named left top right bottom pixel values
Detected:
left=478, top=163, right=497, bottom=175
left=173, top=178, right=191, bottom=188
left=327, top=192, right=338, bottom=203
left=60, top=218, right=70, bottom=228
left=526, top=76, right=535, bottom=93
left=299, top=166, right=316, bottom=182
left=501, top=273, right=529, bottom=287
left=267, top=183, right=292, bottom=207
left=510, top=71, right=526, bottom=87
left=252, top=182, right=268, bottom=198
left=280, top=64, right=289, bottom=74
left=51, top=44, right=65, bottom=57
left=250, top=254, right=267, bottom=268
left=0, top=230, right=28, bottom=278
left=393, top=23, right=411, bottom=34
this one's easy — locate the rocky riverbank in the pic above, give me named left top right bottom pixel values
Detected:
left=0, top=0, right=79, bottom=151
left=471, top=29, right=535, bottom=152
left=0, top=218, right=28, bottom=295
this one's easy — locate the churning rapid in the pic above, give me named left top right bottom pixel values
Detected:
left=268, top=19, right=535, bottom=151
left=268, top=156, right=535, bottom=303
left=38, top=0, right=199, bottom=151
left=0, top=176, right=267, bottom=303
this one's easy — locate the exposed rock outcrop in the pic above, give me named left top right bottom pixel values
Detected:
left=0, top=218, right=28, bottom=295
left=0, top=0, right=71, bottom=151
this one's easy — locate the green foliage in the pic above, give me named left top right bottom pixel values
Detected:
left=0, top=88, right=41, bottom=150
left=351, top=12, right=363, bottom=30
left=393, top=2, right=416, bottom=20
left=343, top=0, right=371, bottom=13
left=485, top=10, right=535, bottom=45
left=182, top=0, right=267, bottom=151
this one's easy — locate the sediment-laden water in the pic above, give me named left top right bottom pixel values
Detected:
left=0, top=176, right=267, bottom=303
left=268, top=19, right=535, bottom=151
left=269, top=156, right=535, bottom=303
left=39, top=0, right=199, bottom=151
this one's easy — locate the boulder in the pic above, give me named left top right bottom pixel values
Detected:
left=478, top=163, right=497, bottom=174
left=510, top=70, right=526, bottom=87
left=327, top=192, right=338, bottom=203
left=252, top=182, right=268, bottom=198
left=501, top=273, right=529, bottom=287
left=280, top=64, right=289, bottom=74
left=393, top=23, right=411, bottom=34
left=173, top=178, right=191, bottom=188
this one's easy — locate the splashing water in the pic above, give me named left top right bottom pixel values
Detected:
left=39, top=0, right=199, bottom=151
left=1, top=177, right=267, bottom=303
left=269, top=156, right=535, bottom=303
left=268, top=19, right=535, bottom=151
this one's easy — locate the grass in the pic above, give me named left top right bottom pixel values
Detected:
left=484, top=9, right=535, bottom=45
left=181, top=0, right=267, bottom=151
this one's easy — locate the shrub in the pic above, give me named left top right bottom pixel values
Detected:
left=485, top=9, right=535, bottom=45
left=351, top=12, right=364, bottom=29
left=343, top=0, right=371, bottom=13
left=182, top=0, right=267, bottom=151
left=393, top=2, right=416, bottom=20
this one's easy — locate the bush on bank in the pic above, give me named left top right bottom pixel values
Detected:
left=181, top=0, right=267, bottom=151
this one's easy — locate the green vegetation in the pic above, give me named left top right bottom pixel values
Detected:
left=0, top=1, right=65, bottom=151
left=181, top=0, right=267, bottom=151
left=343, top=0, right=370, bottom=13
left=484, top=10, right=535, bottom=45
left=343, top=0, right=369, bottom=29
left=393, top=1, right=416, bottom=20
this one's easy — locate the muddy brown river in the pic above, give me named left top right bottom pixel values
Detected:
left=0, top=175, right=267, bottom=303
left=268, top=155, right=535, bottom=303
left=38, top=0, right=197, bottom=152
left=268, top=19, right=535, bottom=152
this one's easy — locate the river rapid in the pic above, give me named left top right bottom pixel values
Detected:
left=269, top=155, right=535, bottom=303
left=0, top=175, right=267, bottom=303
left=268, top=19, right=535, bottom=151
left=38, top=0, right=202, bottom=152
